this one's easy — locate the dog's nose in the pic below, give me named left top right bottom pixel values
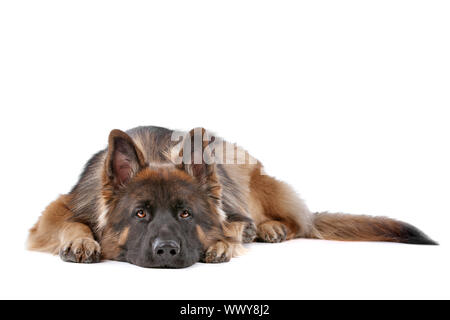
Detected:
left=152, top=238, right=180, bottom=258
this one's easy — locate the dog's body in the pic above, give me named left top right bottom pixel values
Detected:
left=28, top=126, right=437, bottom=268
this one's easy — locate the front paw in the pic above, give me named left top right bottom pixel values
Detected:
left=59, top=238, right=101, bottom=263
left=201, top=241, right=233, bottom=263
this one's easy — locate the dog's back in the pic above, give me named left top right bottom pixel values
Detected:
left=28, top=126, right=437, bottom=267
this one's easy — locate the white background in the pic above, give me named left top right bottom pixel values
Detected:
left=0, top=1, right=449, bottom=299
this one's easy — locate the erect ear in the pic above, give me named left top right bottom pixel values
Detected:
left=177, top=128, right=221, bottom=202
left=105, top=129, right=146, bottom=187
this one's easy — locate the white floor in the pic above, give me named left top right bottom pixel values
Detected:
left=1, top=0, right=449, bottom=301
left=2, top=235, right=448, bottom=300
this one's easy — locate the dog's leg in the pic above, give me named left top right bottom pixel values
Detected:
left=202, top=240, right=236, bottom=263
left=28, top=195, right=101, bottom=263
left=225, top=212, right=257, bottom=243
left=249, top=168, right=316, bottom=243
left=198, top=214, right=255, bottom=264
left=58, top=222, right=101, bottom=263
left=248, top=168, right=436, bottom=245
left=200, top=227, right=246, bottom=264
left=201, top=212, right=257, bottom=263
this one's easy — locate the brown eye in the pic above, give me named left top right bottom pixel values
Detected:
left=179, top=210, right=191, bottom=219
left=136, top=209, right=146, bottom=218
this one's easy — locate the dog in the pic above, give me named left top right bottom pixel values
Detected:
left=27, top=126, right=437, bottom=268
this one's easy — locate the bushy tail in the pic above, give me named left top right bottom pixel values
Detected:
left=311, top=212, right=437, bottom=245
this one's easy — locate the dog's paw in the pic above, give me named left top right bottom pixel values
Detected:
left=202, top=241, right=233, bottom=263
left=257, top=220, right=288, bottom=243
left=242, top=221, right=257, bottom=243
left=59, top=238, right=101, bottom=263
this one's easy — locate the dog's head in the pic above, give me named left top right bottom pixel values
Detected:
left=99, top=128, right=226, bottom=268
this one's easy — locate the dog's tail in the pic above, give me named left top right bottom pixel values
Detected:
left=309, top=212, right=437, bottom=245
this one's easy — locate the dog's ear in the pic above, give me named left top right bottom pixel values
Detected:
left=105, top=129, right=146, bottom=187
left=177, top=128, right=221, bottom=202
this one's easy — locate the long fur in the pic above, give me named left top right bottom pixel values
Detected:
left=27, top=126, right=437, bottom=266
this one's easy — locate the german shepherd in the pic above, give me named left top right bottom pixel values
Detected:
left=27, top=126, right=437, bottom=268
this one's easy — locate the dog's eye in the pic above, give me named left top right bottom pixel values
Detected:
left=136, top=209, right=146, bottom=219
left=179, top=210, right=191, bottom=219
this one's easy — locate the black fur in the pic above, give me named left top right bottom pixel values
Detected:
left=108, top=169, right=222, bottom=268
left=401, top=223, right=438, bottom=245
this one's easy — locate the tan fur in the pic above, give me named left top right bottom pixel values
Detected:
left=196, top=225, right=210, bottom=248
left=99, top=229, right=121, bottom=260
left=27, top=126, right=436, bottom=267
left=196, top=222, right=246, bottom=262
left=99, top=226, right=131, bottom=260
left=222, top=221, right=247, bottom=257
left=118, top=227, right=130, bottom=246
left=27, top=195, right=100, bottom=260
left=257, top=220, right=288, bottom=243
left=312, top=213, right=408, bottom=242
left=247, top=165, right=316, bottom=240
